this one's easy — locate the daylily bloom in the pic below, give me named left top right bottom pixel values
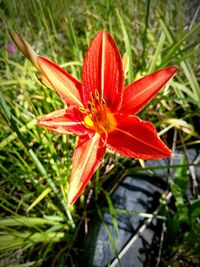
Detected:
left=11, top=31, right=176, bottom=205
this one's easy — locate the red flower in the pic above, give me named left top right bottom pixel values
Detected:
left=11, top=31, right=176, bottom=205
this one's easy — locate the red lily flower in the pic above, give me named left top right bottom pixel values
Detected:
left=11, top=31, right=176, bottom=205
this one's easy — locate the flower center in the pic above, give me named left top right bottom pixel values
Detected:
left=82, top=90, right=116, bottom=134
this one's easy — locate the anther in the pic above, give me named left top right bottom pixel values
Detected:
left=95, top=89, right=100, bottom=100
left=80, top=107, right=87, bottom=113
left=101, top=98, right=106, bottom=107
left=88, top=102, right=95, bottom=110
left=90, top=92, right=95, bottom=100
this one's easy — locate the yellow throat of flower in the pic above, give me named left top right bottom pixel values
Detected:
left=82, top=90, right=117, bottom=134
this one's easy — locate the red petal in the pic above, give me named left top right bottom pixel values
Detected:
left=82, top=31, right=124, bottom=111
left=120, top=66, right=177, bottom=115
left=37, top=56, right=83, bottom=107
left=68, top=133, right=106, bottom=205
left=107, top=114, right=171, bottom=159
left=37, top=108, right=88, bottom=135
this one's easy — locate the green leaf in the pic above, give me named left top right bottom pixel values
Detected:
left=0, top=216, right=62, bottom=227
left=26, top=187, right=52, bottom=213
left=103, top=190, right=119, bottom=237
left=188, top=199, right=200, bottom=224
left=116, top=9, right=134, bottom=83
left=148, top=31, right=166, bottom=73
left=169, top=179, right=184, bottom=206
left=161, top=20, right=200, bottom=66
left=96, top=205, right=121, bottom=267
left=175, top=155, right=189, bottom=195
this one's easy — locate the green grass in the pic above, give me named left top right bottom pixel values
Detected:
left=0, top=0, right=200, bottom=266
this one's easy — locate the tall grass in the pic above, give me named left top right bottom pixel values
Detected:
left=0, top=0, right=200, bottom=266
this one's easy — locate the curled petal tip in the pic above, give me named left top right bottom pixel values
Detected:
left=161, top=146, right=172, bottom=158
left=169, top=65, right=178, bottom=74
left=67, top=193, right=77, bottom=206
left=36, top=117, right=43, bottom=126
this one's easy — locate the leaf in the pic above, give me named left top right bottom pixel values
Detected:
left=148, top=31, right=166, bottom=73
left=116, top=9, right=134, bottom=83
left=175, top=155, right=189, bottom=195
left=96, top=205, right=122, bottom=267
left=26, top=187, right=52, bottom=213
left=103, top=190, right=119, bottom=237
left=169, top=179, right=184, bottom=206
left=160, top=20, right=200, bottom=66
left=188, top=199, right=200, bottom=224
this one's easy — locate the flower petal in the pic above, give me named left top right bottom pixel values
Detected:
left=35, top=71, right=53, bottom=89
left=107, top=114, right=171, bottom=159
left=37, top=56, right=83, bottom=107
left=82, top=31, right=124, bottom=111
left=120, top=66, right=177, bottom=115
left=37, top=108, right=88, bottom=135
left=68, top=133, right=106, bottom=205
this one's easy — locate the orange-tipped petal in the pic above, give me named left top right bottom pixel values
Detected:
left=37, top=108, right=88, bottom=135
left=120, top=66, right=177, bottom=115
left=107, top=114, right=171, bottom=159
left=37, top=56, right=83, bottom=107
left=68, top=133, right=106, bottom=205
left=10, top=32, right=39, bottom=69
left=82, top=30, right=124, bottom=111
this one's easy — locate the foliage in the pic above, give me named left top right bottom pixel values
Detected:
left=161, top=155, right=200, bottom=266
left=0, top=0, right=200, bottom=266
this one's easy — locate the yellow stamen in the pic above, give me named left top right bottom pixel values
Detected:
left=82, top=90, right=117, bottom=134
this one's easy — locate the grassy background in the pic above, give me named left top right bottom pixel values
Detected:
left=0, top=0, right=200, bottom=266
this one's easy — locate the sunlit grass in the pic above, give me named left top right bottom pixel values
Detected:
left=0, top=0, right=200, bottom=266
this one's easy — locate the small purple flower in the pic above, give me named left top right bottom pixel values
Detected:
left=7, top=42, right=17, bottom=56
